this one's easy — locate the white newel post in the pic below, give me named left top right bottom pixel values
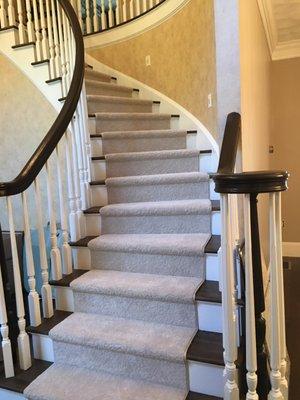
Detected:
left=6, top=197, right=32, bottom=371
left=45, top=161, right=63, bottom=282
left=22, top=191, right=42, bottom=327
left=34, top=178, right=54, bottom=318
left=244, top=194, right=259, bottom=400
left=56, top=143, right=73, bottom=275
left=268, top=193, right=284, bottom=400
left=221, top=193, right=240, bottom=400
left=0, top=249, right=14, bottom=378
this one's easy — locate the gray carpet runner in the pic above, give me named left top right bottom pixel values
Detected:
left=24, top=69, right=213, bottom=400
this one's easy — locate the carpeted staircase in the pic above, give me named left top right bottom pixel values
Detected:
left=24, top=66, right=216, bottom=400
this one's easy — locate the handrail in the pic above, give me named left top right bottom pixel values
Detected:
left=0, top=0, right=84, bottom=197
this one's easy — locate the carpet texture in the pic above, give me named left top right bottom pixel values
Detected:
left=25, top=69, right=214, bottom=399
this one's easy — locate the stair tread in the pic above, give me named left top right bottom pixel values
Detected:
left=195, top=280, right=221, bottom=303
left=27, top=310, right=72, bottom=336
left=85, top=70, right=113, bottom=81
left=100, top=199, right=212, bottom=217
left=85, top=79, right=134, bottom=92
left=70, top=234, right=221, bottom=254
left=24, top=364, right=186, bottom=400
left=83, top=205, right=104, bottom=214
left=50, top=312, right=195, bottom=362
left=91, top=129, right=188, bottom=139
left=88, top=233, right=211, bottom=257
left=49, top=269, right=88, bottom=287
left=105, top=148, right=208, bottom=161
left=87, top=94, right=153, bottom=105
left=186, top=392, right=222, bottom=400
left=89, top=112, right=172, bottom=120
left=71, top=269, right=201, bottom=304
left=187, top=330, right=224, bottom=366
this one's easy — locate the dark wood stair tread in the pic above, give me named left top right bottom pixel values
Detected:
left=83, top=206, right=103, bottom=214
left=91, top=156, right=106, bottom=161
left=69, top=236, right=97, bottom=247
left=196, top=280, right=221, bottom=303
left=211, top=200, right=220, bottom=211
left=90, top=180, right=106, bottom=186
left=0, top=359, right=51, bottom=393
left=205, top=235, right=221, bottom=254
left=12, top=41, right=35, bottom=49
left=186, top=392, right=222, bottom=400
left=31, top=59, right=49, bottom=66
left=49, top=269, right=88, bottom=287
left=46, top=77, right=62, bottom=84
left=187, top=330, right=224, bottom=366
left=27, top=310, right=72, bottom=336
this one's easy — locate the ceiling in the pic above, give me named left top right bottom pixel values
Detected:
left=258, top=0, right=300, bottom=60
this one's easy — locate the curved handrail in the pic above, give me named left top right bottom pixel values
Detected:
left=0, top=0, right=84, bottom=197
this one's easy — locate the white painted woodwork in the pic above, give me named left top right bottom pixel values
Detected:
left=39, top=0, right=49, bottom=59
left=46, top=161, right=63, bottom=281
left=135, top=0, right=141, bottom=17
left=189, top=361, right=224, bottom=398
left=22, top=191, right=42, bottom=327
left=53, top=286, right=74, bottom=312
left=57, top=2, right=67, bottom=96
left=0, top=0, right=8, bottom=28
left=85, top=0, right=92, bottom=33
left=197, top=302, right=223, bottom=333
left=32, top=0, right=43, bottom=61
left=100, top=0, right=107, bottom=30
left=50, top=0, right=61, bottom=78
left=45, top=0, right=56, bottom=79
left=129, top=0, right=134, bottom=20
left=220, top=194, right=239, bottom=400
left=142, top=0, right=147, bottom=13
left=93, top=0, right=99, bottom=32
left=34, top=178, right=54, bottom=318
left=16, top=0, right=26, bottom=44
left=244, top=194, right=259, bottom=400
left=115, top=0, right=120, bottom=25
left=6, top=197, right=32, bottom=371
left=7, top=0, right=16, bottom=27
left=0, top=253, right=14, bottom=378
left=122, top=0, right=127, bottom=23
left=76, top=0, right=83, bottom=29
left=108, top=0, right=114, bottom=28
left=32, top=333, right=54, bottom=362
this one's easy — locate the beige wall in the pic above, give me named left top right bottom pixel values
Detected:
left=239, top=0, right=272, bottom=258
left=87, top=0, right=218, bottom=137
left=271, top=58, right=300, bottom=243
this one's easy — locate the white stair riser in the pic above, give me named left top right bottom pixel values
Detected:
left=189, top=361, right=224, bottom=397
left=91, top=160, right=106, bottom=181
left=52, top=287, right=74, bottom=312
left=88, top=100, right=153, bottom=114
left=85, top=211, right=220, bottom=236
left=197, top=302, right=223, bottom=333
left=206, top=254, right=220, bottom=281
left=73, top=247, right=91, bottom=270
left=32, top=334, right=55, bottom=363
left=91, top=185, right=108, bottom=205
left=210, top=181, right=220, bottom=200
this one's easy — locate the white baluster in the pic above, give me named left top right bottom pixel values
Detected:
left=142, top=0, right=147, bottom=13
left=76, top=0, right=83, bottom=31
left=45, top=161, right=62, bottom=282
left=244, top=194, right=259, bottom=400
left=268, top=193, right=284, bottom=400
left=0, top=0, right=8, bottom=28
left=38, top=0, right=49, bottom=60
left=45, top=0, right=56, bottom=79
left=56, top=143, right=73, bottom=275
left=7, top=0, right=16, bottom=26
left=275, top=193, right=288, bottom=398
left=0, top=240, right=14, bottom=378
left=25, top=0, right=34, bottom=42
left=129, top=0, right=134, bottom=19
left=62, top=10, right=72, bottom=91
left=93, top=0, right=99, bottom=32
left=34, top=178, right=54, bottom=318
left=100, top=0, right=107, bottom=29
left=16, top=0, right=26, bottom=43
left=56, top=2, right=67, bottom=95
left=122, top=0, right=127, bottom=22
left=135, top=0, right=141, bottom=17
left=22, top=191, right=42, bottom=327
left=86, top=0, right=92, bottom=33
left=32, top=0, right=43, bottom=61
left=149, top=0, right=154, bottom=8
left=108, top=0, right=114, bottom=27
left=6, top=197, right=32, bottom=371
left=50, top=0, right=61, bottom=78
left=80, top=84, right=93, bottom=192
left=220, top=194, right=239, bottom=400
left=115, top=0, right=120, bottom=25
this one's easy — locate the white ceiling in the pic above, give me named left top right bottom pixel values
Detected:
left=258, top=0, right=300, bottom=60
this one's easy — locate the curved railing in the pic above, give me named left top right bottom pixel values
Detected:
left=76, top=0, right=166, bottom=36
left=0, top=0, right=87, bottom=378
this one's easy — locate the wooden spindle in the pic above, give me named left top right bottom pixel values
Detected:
left=221, top=194, right=240, bottom=400
left=268, top=193, right=284, bottom=400
left=62, top=9, right=72, bottom=91
left=6, top=197, right=32, bottom=371
left=86, top=0, right=92, bottom=33
left=45, top=0, right=56, bottom=79
left=34, top=178, right=54, bottom=318
left=93, top=0, right=99, bottom=32
left=275, top=193, right=288, bottom=398
left=76, top=0, right=83, bottom=31
left=22, top=191, right=42, bottom=327
left=129, top=0, right=134, bottom=19
left=16, top=0, right=26, bottom=43
left=39, top=0, right=49, bottom=59
left=25, top=0, right=34, bottom=43
left=135, top=0, right=141, bottom=17
left=100, top=0, right=107, bottom=30
left=108, top=0, right=114, bottom=27
left=142, top=0, right=147, bottom=13
left=45, top=161, right=62, bottom=282
left=50, top=0, right=61, bottom=78
left=56, top=144, right=73, bottom=275
left=0, top=0, right=8, bottom=28
left=0, top=229, right=14, bottom=378
left=7, top=0, right=16, bottom=26
left=32, top=0, right=43, bottom=61
left=149, top=0, right=154, bottom=8
left=115, top=0, right=120, bottom=25
left=244, top=194, right=259, bottom=400
left=56, top=2, right=67, bottom=95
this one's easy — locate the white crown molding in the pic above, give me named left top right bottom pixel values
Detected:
left=257, top=0, right=300, bottom=60
left=84, top=0, right=190, bottom=49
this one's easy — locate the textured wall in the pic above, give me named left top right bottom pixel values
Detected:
left=0, top=54, right=57, bottom=229
left=87, top=0, right=218, bottom=137
left=271, top=58, right=300, bottom=243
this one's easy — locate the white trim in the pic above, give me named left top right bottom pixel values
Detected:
left=84, top=0, right=191, bottom=49
left=282, top=242, right=300, bottom=257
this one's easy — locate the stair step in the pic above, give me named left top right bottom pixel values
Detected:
left=85, top=69, right=113, bottom=83
left=195, top=280, right=221, bottom=304
left=12, top=41, right=35, bottom=49
left=69, top=236, right=97, bottom=247
left=83, top=205, right=104, bottom=214
left=87, top=94, right=154, bottom=113
left=186, top=392, right=222, bottom=400
left=24, top=364, right=186, bottom=400
left=90, top=129, right=196, bottom=139
left=27, top=310, right=72, bottom=336
left=103, top=149, right=212, bottom=161
left=187, top=330, right=224, bottom=366
left=85, top=79, right=135, bottom=97
left=49, top=269, right=88, bottom=287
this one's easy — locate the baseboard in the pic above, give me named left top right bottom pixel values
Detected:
left=283, top=242, right=300, bottom=257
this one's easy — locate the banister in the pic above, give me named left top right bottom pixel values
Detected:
left=0, top=0, right=84, bottom=197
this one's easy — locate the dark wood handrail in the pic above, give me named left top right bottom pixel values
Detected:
left=0, top=0, right=84, bottom=197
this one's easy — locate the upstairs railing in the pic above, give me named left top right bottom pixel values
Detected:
left=213, top=113, right=289, bottom=400
left=0, top=0, right=86, bottom=378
